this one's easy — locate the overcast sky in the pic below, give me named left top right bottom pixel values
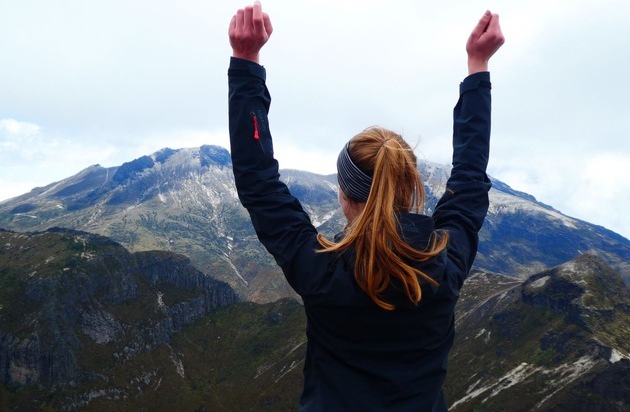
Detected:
left=1, top=0, right=629, bottom=239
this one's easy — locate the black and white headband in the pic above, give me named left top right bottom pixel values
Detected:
left=336, top=142, right=373, bottom=203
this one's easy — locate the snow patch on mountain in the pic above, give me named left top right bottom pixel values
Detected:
left=530, top=275, right=550, bottom=289
left=222, top=256, right=248, bottom=285
left=311, top=210, right=336, bottom=228
left=534, top=356, right=598, bottom=409
left=610, top=348, right=628, bottom=363
left=451, top=356, right=597, bottom=410
left=489, top=190, right=578, bottom=229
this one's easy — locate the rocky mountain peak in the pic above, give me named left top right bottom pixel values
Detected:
left=523, top=253, right=630, bottom=315
left=447, top=255, right=629, bottom=411
left=1, top=145, right=629, bottom=303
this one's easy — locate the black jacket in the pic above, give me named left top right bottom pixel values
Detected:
left=228, top=57, right=492, bottom=411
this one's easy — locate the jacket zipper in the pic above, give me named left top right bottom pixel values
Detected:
left=251, top=111, right=265, bottom=153
left=251, top=112, right=260, bottom=140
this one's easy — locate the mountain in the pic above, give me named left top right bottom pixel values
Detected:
left=0, top=227, right=239, bottom=409
left=1, top=229, right=627, bottom=411
left=445, top=254, right=630, bottom=411
left=1, top=145, right=629, bottom=304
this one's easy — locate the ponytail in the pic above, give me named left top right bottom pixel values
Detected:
left=317, top=126, right=448, bottom=310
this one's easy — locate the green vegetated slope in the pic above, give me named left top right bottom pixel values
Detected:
left=1, top=229, right=629, bottom=411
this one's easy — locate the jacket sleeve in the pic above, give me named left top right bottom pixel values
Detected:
left=228, top=57, right=319, bottom=291
left=433, top=71, right=492, bottom=283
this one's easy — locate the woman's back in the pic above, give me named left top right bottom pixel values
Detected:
left=299, top=213, right=458, bottom=411
left=227, top=3, right=504, bottom=410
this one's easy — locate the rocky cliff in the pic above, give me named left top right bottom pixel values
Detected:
left=446, top=254, right=630, bottom=411
left=0, top=227, right=239, bottom=395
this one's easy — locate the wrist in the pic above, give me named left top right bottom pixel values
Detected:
left=232, top=51, right=260, bottom=64
left=467, top=58, right=488, bottom=75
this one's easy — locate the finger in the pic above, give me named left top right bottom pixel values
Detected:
left=244, top=5, right=254, bottom=30
left=485, top=14, right=505, bottom=48
left=471, top=10, right=492, bottom=39
left=253, top=0, right=262, bottom=15
left=487, top=13, right=501, bottom=33
left=253, top=2, right=264, bottom=34
left=235, top=9, right=244, bottom=32
left=263, top=13, right=273, bottom=36
left=229, top=15, right=236, bottom=36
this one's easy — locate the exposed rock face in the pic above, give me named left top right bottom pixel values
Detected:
left=546, top=359, right=630, bottom=412
left=446, top=254, right=630, bottom=411
left=0, top=228, right=239, bottom=388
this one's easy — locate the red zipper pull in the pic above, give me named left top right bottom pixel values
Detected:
left=252, top=113, right=260, bottom=140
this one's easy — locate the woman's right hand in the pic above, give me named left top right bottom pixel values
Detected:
left=466, top=11, right=505, bottom=74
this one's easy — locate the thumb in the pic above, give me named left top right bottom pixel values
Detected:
left=263, top=13, right=273, bottom=36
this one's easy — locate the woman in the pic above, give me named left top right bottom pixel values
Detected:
left=228, top=2, right=504, bottom=411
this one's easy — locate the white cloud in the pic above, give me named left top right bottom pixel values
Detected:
left=0, top=178, right=38, bottom=203
left=0, top=0, right=629, bottom=240
left=566, top=153, right=630, bottom=236
left=488, top=142, right=630, bottom=239
left=0, top=120, right=119, bottom=201
left=0, top=118, right=46, bottom=162
left=0, top=118, right=41, bottom=137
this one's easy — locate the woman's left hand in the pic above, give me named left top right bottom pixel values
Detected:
left=229, top=1, right=273, bottom=64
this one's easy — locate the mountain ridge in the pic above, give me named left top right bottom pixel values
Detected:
left=1, top=144, right=629, bottom=303
left=446, top=253, right=630, bottom=411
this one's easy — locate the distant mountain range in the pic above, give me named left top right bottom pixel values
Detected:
left=1, top=229, right=627, bottom=411
left=1, top=145, right=629, bottom=303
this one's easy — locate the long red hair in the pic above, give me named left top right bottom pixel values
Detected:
left=317, top=126, right=448, bottom=310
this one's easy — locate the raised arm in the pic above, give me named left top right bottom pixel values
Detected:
left=433, top=12, right=504, bottom=284
left=228, top=3, right=320, bottom=292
